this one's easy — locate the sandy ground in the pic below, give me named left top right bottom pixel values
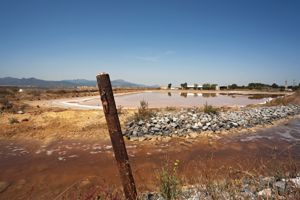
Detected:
left=0, top=108, right=136, bottom=142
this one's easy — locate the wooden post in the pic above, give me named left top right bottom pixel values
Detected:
left=96, top=73, right=137, bottom=200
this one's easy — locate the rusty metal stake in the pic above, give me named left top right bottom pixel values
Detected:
left=96, top=73, right=137, bottom=200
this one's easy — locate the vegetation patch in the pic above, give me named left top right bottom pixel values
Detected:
left=203, top=102, right=218, bottom=114
left=132, top=100, right=155, bottom=121
left=157, top=160, right=182, bottom=200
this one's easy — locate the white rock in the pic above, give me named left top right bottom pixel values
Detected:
left=289, top=177, right=300, bottom=188
left=258, top=188, right=272, bottom=197
left=58, top=157, right=65, bottom=161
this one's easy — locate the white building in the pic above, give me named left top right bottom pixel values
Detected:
left=186, top=84, right=203, bottom=90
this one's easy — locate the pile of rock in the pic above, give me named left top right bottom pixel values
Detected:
left=124, top=105, right=300, bottom=138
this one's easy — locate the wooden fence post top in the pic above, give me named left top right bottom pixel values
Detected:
left=96, top=72, right=108, bottom=77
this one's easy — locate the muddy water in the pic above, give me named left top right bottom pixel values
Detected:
left=0, top=118, right=299, bottom=200
left=65, top=92, right=279, bottom=109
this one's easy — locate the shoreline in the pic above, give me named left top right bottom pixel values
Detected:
left=25, top=90, right=292, bottom=110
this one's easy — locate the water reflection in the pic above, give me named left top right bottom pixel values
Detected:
left=202, top=93, right=217, bottom=98
left=177, top=92, right=279, bottom=99
left=180, top=92, right=187, bottom=98
left=77, top=91, right=281, bottom=108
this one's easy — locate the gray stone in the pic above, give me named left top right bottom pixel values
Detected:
left=138, top=120, right=145, bottom=125
left=154, top=124, right=161, bottom=129
left=132, top=131, right=138, bottom=137
left=123, top=105, right=300, bottom=139
left=197, top=122, right=203, bottom=127
left=142, top=127, right=148, bottom=133
left=170, top=123, right=178, bottom=128
left=231, top=122, right=239, bottom=127
left=146, top=123, right=152, bottom=127
left=274, top=181, right=286, bottom=194
left=191, top=125, right=199, bottom=130
left=152, top=127, right=160, bottom=132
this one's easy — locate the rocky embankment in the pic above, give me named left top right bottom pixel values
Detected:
left=124, top=105, right=300, bottom=139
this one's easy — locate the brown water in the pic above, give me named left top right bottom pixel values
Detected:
left=0, top=117, right=299, bottom=200
left=72, top=92, right=278, bottom=109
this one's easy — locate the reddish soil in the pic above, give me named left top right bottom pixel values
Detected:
left=0, top=118, right=299, bottom=200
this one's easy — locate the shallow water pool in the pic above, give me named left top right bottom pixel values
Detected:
left=74, top=91, right=278, bottom=108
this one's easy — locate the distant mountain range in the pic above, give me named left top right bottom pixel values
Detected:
left=0, top=77, right=158, bottom=88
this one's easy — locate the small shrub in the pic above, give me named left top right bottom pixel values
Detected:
left=0, top=98, right=13, bottom=110
left=9, top=117, right=19, bottom=124
left=117, top=105, right=124, bottom=114
left=265, top=96, right=288, bottom=106
left=203, top=102, right=218, bottom=114
left=158, top=160, right=182, bottom=200
left=133, top=100, right=154, bottom=121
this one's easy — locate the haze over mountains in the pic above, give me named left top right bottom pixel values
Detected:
left=0, top=77, right=158, bottom=88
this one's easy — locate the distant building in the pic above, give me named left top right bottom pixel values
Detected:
left=186, top=84, right=203, bottom=90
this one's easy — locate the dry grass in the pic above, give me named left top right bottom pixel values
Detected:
left=131, top=100, right=155, bottom=121
left=266, top=90, right=300, bottom=106
left=0, top=107, right=135, bottom=141
left=203, top=102, right=219, bottom=114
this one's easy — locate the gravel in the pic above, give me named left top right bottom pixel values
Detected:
left=124, top=105, right=300, bottom=139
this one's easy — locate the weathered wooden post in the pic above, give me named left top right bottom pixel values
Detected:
left=96, top=73, right=137, bottom=200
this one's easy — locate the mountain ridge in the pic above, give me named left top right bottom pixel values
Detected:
left=0, top=77, right=158, bottom=88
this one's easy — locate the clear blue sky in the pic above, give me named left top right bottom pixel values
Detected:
left=0, top=0, right=299, bottom=86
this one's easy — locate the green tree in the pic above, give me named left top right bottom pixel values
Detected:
left=180, top=82, right=187, bottom=89
left=211, top=84, right=217, bottom=90
left=248, top=83, right=269, bottom=90
left=167, top=83, right=172, bottom=89
left=271, top=83, right=279, bottom=88
left=202, top=83, right=211, bottom=90
left=229, top=84, right=238, bottom=89
left=194, top=83, right=198, bottom=90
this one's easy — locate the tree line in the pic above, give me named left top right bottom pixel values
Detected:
left=166, top=82, right=300, bottom=91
